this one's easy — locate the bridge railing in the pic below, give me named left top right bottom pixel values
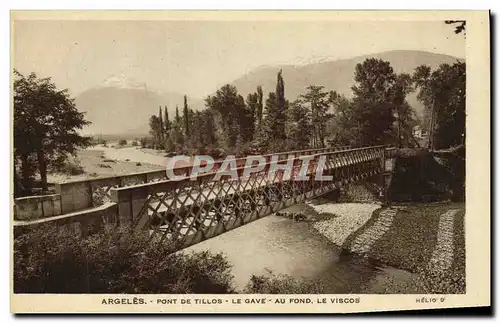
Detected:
left=158, top=145, right=351, bottom=178
left=50, top=146, right=350, bottom=216
left=110, top=145, right=387, bottom=251
left=13, top=145, right=395, bottom=240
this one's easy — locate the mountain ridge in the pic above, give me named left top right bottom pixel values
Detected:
left=76, top=50, right=464, bottom=135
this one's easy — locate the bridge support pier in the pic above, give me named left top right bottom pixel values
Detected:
left=380, top=147, right=397, bottom=206
left=380, top=173, right=393, bottom=207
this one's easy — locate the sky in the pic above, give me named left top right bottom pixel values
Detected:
left=13, top=19, right=465, bottom=99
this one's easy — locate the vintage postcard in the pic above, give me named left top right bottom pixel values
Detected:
left=10, top=10, right=490, bottom=313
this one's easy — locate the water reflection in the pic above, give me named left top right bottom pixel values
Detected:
left=184, top=213, right=391, bottom=292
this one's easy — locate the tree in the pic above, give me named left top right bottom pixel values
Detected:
left=175, top=106, right=181, bottom=126
left=183, top=95, right=190, bottom=138
left=286, top=100, right=311, bottom=149
left=413, top=62, right=465, bottom=150
left=163, top=106, right=170, bottom=136
left=189, top=110, right=217, bottom=152
left=349, top=58, right=398, bottom=146
left=188, top=108, right=195, bottom=137
left=300, top=85, right=330, bottom=148
left=413, top=65, right=434, bottom=135
left=276, top=69, right=286, bottom=120
left=256, top=85, right=264, bottom=127
left=205, top=84, right=247, bottom=149
left=164, top=137, right=175, bottom=152
left=262, top=71, right=287, bottom=147
left=244, top=92, right=258, bottom=142
left=391, top=73, right=416, bottom=147
left=262, top=91, right=276, bottom=143
left=397, top=101, right=419, bottom=147
left=13, top=70, right=91, bottom=192
left=169, top=124, right=184, bottom=152
left=327, top=58, right=417, bottom=147
left=148, top=115, right=163, bottom=149
left=158, top=106, right=164, bottom=142
left=326, top=91, right=357, bottom=146
left=251, top=86, right=266, bottom=148
left=200, top=110, right=217, bottom=147
left=170, top=105, right=184, bottom=150
left=445, top=20, right=466, bottom=35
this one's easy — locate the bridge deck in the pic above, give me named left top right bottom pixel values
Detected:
left=146, top=152, right=381, bottom=211
left=124, top=147, right=389, bottom=250
left=14, top=145, right=396, bottom=252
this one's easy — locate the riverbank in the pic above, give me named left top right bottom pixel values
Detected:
left=46, top=147, right=164, bottom=184
left=339, top=201, right=466, bottom=293
left=276, top=187, right=465, bottom=294
left=308, top=203, right=381, bottom=247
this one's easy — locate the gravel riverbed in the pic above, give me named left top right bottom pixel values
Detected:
left=308, top=202, right=381, bottom=248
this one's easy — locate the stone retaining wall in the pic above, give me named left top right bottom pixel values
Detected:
left=14, top=194, right=62, bottom=221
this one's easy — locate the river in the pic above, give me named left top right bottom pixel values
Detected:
left=97, top=145, right=169, bottom=166
left=184, top=212, right=414, bottom=293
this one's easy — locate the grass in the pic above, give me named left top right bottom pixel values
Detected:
left=418, top=208, right=465, bottom=294
left=244, top=269, right=328, bottom=294
left=279, top=203, right=337, bottom=222
left=341, top=202, right=465, bottom=294
left=367, top=203, right=449, bottom=273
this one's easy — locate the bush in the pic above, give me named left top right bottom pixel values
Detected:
left=131, top=140, right=139, bottom=147
left=205, top=147, right=226, bottom=160
left=92, top=187, right=112, bottom=206
left=140, top=137, right=154, bottom=149
left=117, top=139, right=127, bottom=146
left=52, top=157, right=85, bottom=175
left=91, top=137, right=107, bottom=146
left=14, top=226, right=235, bottom=294
left=243, top=269, right=326, bottom=294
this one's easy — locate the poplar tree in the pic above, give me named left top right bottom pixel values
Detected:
left=158, top=106, right=164, bottom=142
left=256, top=85, right=264, bottom=126
left=175, top=106, right=181, bottom=126
left=164, top=106, right=170, bottom=134
left=183, top=95, right=190, bottom=137
left=262, top=70, right=287, bottom=146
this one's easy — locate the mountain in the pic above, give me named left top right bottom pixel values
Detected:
left=75, top=75, right=200, bottom=135
left=223, top=50, right=464, bottom=117
left=77, top=50, right=464, bottom=135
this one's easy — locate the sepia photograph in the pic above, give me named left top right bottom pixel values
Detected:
left=10, top=10, right=489, bottom=313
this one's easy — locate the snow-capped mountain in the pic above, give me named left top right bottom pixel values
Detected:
left=75, top=76, right=201, bottom=135
left=100, top=74, right=149, bottom=91
left=76, top=50, right=464, bottom=136
left=293, top=54, right=340, bottom=66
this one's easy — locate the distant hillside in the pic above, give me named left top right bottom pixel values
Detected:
left=75, top=76, right=201, bottom=135
left=77, top=50, right=464, bottom=135
left=193, top=50, right=463, bottom=117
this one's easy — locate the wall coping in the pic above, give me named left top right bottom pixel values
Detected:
left=14, top=193, right=61, bottom=203
left=55, top=169, right=166, bottom=187
left=13, top=202, right=117, bottom=226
